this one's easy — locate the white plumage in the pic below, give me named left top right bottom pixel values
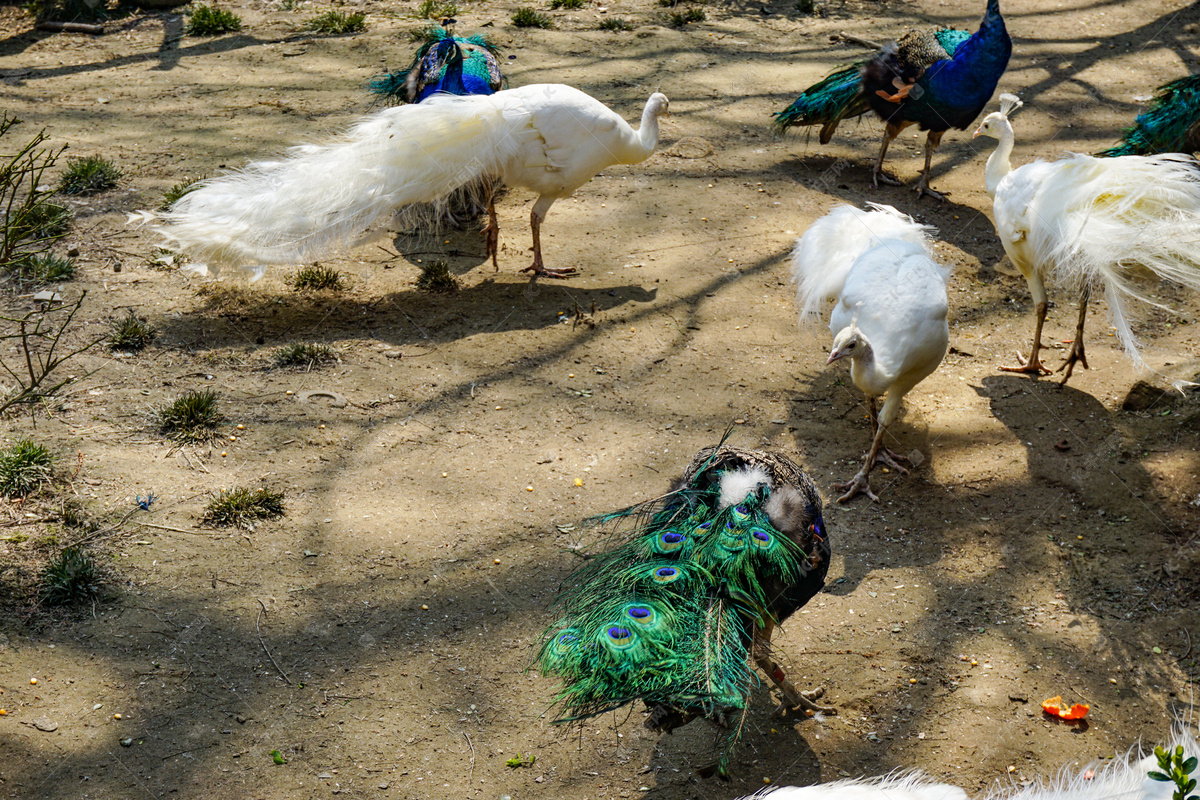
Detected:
left=792, top=203, right=950, bottom=503
left=974, top=93, right=1200, bottom=386
left=149, top=84, right=669, bottom=280
left=738, top=725, right=1199, bottom=800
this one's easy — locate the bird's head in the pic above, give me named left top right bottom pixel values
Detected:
left=972, top=111, right=1007, bottom=139
left=827, top=327, right=865, bottom=365
left=648, top=93, right=670, bottom=119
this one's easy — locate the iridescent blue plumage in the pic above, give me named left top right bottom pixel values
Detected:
left=1098, top=74, right=1200, bottom=157
left=774, top=0, right=1010, bottom=199
left=369, top=25, right=504, bottom=105
left=536, top=445, right=833, bottom=779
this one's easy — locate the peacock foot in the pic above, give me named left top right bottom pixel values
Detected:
left=1055, top=338, right=1088, bottom=384
left=875, top=447, right=911, bottom=474
left=1000, top=349, right=1051, bottom=376
left=915, top=182, right=947, bottom=202
left=776, top=686, right=837, bottom=717
left=872, top=170, right=903, bottom=188
left=521, top=263, right=578, bottom=279
left=834, top=471, right=878, bottom=504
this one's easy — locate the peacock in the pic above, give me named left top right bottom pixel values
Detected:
left=367, top=22, right=506, bottom=234
left=536, top=443, right=833, bottom=779
left=738, top=725, right=1200, bottom=800
left=1098, top=73, right=1200, bottom=158
left=792, top=203, right=950, bottom=503
left=145, top=84, right=669, bottom=280
left=974, top=93, right=1200, bottom=386
left=368, top=22, right=504, bottom=105
left=773, top=0, right=1011, bottom=200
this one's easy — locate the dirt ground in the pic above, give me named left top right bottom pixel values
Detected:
left=1, top=0, right=1199, bottom=796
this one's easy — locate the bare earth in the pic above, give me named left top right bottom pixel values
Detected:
left=1, top=0, right=1199, bottom=797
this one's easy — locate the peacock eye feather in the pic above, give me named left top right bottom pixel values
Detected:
left=626, top=606, right=656, bottom=625
left=605, top=626, right=635, bottom=648
left=650, top=565, right=684, bottom=584
left=751, top=528, right=773, bottom=547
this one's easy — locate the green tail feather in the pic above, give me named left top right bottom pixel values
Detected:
left=1098, top=74, right=1200, bottom=157
left=774, top=62, right=870, bottom=135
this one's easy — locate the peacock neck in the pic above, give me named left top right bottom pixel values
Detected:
left=623, top=100, right=663, bottom=164
left=983, top=0, right=1001, bottom=21
left=984, top=122, right=1015, bottom=197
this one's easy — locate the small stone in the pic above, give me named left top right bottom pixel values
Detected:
left=120, top=737, right=133, bottom=747
left=1009, top=694, right=1028, bottom=703
left=31, top=717, right=58, bottom=732
left=1122, top=380, right=1172, bottom=412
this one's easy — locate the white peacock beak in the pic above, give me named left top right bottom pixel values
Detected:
left=826, top=349, right=841, bottom=365
left=972, top=126, right=983, bottom=138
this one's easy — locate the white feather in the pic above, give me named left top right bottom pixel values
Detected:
left=791, top=203, right=937, bottom=326
left=978, top=103, right=1200, bottom=387
left=718, top=466, right=771, bottom=508
left=740, top=725, right=1200, bottom=800
left=149, top=84, right=668, bottom=278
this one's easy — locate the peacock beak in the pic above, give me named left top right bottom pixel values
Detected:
left=972, top=126, right=983, bottom=138
left=825, top=349, right=841, bottom=365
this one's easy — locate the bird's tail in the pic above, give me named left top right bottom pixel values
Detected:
left=791, top=203, right=937, bottom=324
left=773, top=62, right=870, bottom=140
left=151, top=94, right=527, bottom=277
left=537, top=448, right=826, bottom=775
left=1097, top=74, right=1200, bottom=157
left=1037, top=153, right=1200, bottom=380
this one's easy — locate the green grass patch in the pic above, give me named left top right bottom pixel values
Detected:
left=414, top=0, right=457, bottom=18
left=416, top=260, right=459, bottom=294
left=597, top=16, right=633, bottom=29
left=157, top=390, right=223, bottom=443
left=39, top=546, right=102, bottom=606
left=550, top=0, right=585, bottom=8
left=272, top=342, right=336, bottom=369
left=185, top=4, right=243, bottom=35
left=5, top=252, right=76, bottom=286
left=8, top=199, right=71, bottom=242
left=108, top=310, right=156, bottom=352
left=289, top=264, right=345, bottom=292
left=0, top=439, right=54, bottom=498
left=204, top=486, right=285, bottom=528
left=58, top=155, right=121, bottom=195
left=512, top=6, right=553, bottom=26
left=159, top=177, right=204, bottom=210
left=304, top=10, right=365, bottom=33
left=667, top=6, right=704, bottom=24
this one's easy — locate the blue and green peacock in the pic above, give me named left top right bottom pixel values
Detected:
left=536, top=444, right=833, bottom=779
left=369, top=22, right=504, bottom=105
left=774, top=0, right=1011, bottom=200
left=1098, top=74, right=1200, bottom=157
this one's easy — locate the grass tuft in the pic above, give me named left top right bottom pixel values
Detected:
left=272, top=342, right=337, bottom=369
left=8, top=200, right=71, bottom=241
left=39, top=547, right=102, bottom=606
left=5, top=252, right=76, bottom=286
left=290, top=264, right=345, bottom=292
left=108, top=310, right=157, bottom=352
left=549, top=0, right=585, bottom=8
left=204, top=486, right=286, bottom=528
left=597, top=16, right=633, bottom=29
left=414, top=0, right=457, bottom=18
left=157, top=390, right=223, bottom=442
left=58, top=155, right=122, bottom=195
left=667, top=6, right=705, bottom=24
left=416, top=260, right=459, bottom=294
left=160, top=177, right=204, bottom=210
left=185, top=4, right=243, bottom=35
left=512, top=6, right=553, bottom=27
left=304, top=10, right=365, bottom=33
left=0, top=439, right=55, bottom=498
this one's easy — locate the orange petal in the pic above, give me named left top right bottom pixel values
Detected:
left=1041, top=696, right=1090, bottom=720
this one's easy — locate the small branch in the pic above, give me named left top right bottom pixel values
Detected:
left=35, top=21, right=104, bottom=34
left=256, top=599, right=292, bottom=684
left=463, top=730, right=475, bottom=783
left=832, top=32, right=884, bottom=50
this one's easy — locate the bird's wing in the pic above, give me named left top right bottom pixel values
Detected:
left=741, top=773, right=967, bottom=800
left=836, top=241, right=950, bottom=391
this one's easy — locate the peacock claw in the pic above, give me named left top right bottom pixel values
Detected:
left=875, top=448, right=911, bottom=474
left=872, top=171, right=903, bottom=188
left=1055, top=338, right=1088, bottom=383
left=776, top=687, right=837, bottom=717
left=915, top=183, right=947, bottom=202
left=835, top=472, right=879, bottom=504
left=1000, top=355, right=1051, bottom=376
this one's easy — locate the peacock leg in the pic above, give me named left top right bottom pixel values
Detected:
left=862, top=398, right=910, bottom=474
left=1056, top=289, right=1090, bottom=383
left=871, top=123, right=905, bottom=188
left=1001, top=271, right=1052, bottom=375
left=481, top=198, right=500, bottom=271
left=752, top=620, right=836, bottom=716
left=835, top=411, right=893, bottom=503
left=914, top=130, right=947, bottom=201
left=520, top=206, right=578, bottom=279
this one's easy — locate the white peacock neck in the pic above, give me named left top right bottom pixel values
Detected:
left=621, top=95, right=666, bottom=164
left=983, top=117, right=1016, bottom=197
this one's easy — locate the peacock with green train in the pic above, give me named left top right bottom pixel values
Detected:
left=1098, top=73, right=1200, bottom=158
left=774, top=0, right=1011, bottom=200
left=369, top=21, right=504, bottom=105
left=536, top=444, right=834, bottom=778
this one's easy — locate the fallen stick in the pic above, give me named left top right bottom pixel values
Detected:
left=35, top=21, right=104, bottom=34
